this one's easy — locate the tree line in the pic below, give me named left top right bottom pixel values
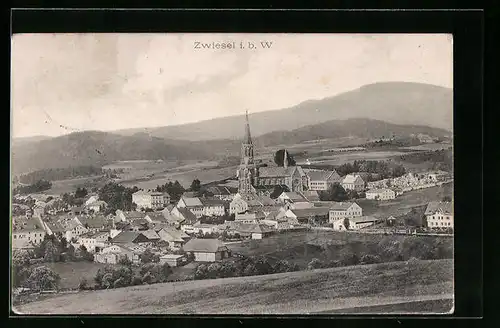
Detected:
left=399, top=149, right=452, bottom=172
left=336, top=160, right=406, bottom=180
left=13, top=180, right=52, bottom=195
left=17, top=166, right=104, bottom=185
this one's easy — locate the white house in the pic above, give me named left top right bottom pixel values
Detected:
left=425, top=201, right=453, bottom=229
left=329, top=202, right=363, bottom=224
left=12, top=217, right=46, bottom=250
left=341, top=174, right=365, bottom=191
left=366, top=188, right=396, bottom=200
left=77, top=231, right=110, bottom=253
left=235, top=211, right=266, bottom=224
left=333, top=216, right=378, bottom=231
left=132, top=190, right=169, bottom=210
left=305, top=170, right=341, bottom=191
left=85, top=200, right=108, bottom=213
left=159, top=254, right=186, bottom=267
left=84, top=195, right=99, bottom=206
left=176, top=197, right=225, bottom=218
left=229, top=194, right=276, bottom=214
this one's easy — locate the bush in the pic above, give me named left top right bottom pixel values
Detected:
left=307, top=258, right=324, bottom=270
left=78, top=278, right=89, bottom=290
left=117, top=256, right=133, bottom=267
left=24, top=266, right=61, bottom=292
left=194, top=264, right=209, bottom=279
left=360, top=254, right=381, bottom=265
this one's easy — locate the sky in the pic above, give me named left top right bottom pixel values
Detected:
left=11, top=33, right=453, bottom=138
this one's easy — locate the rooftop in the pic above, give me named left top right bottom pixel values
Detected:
left=329, top=202, right=356, bottom=211
left=425, top=201, right=453, bottom=215
left=183, top=238, right=227, bottom=253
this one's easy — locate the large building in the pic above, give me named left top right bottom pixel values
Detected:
left=305, top=169, right=341, bottom=191
left=236, top=111, right=308, bottom=198
left=132, top=190, right=170, bottom=210
left=425, top=201, right=453, bottom=229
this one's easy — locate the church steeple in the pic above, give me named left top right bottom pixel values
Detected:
left=243, top=110, right=252, bottom=144
left=283, top=149, right=289, bottom=168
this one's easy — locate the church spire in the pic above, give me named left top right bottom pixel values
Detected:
left=243, top=110, right=252, bottom=144
left=283, top=149, right=289, bottom=168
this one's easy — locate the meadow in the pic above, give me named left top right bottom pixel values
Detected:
left=14, top=259, right=453, bottom=315
left=32, top=261, right=108, bottom=290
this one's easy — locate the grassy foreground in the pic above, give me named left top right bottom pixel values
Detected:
left=14, top=259, right=453, bottom=315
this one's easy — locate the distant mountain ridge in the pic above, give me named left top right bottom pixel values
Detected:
left=113, top=82, right=453, bottom=141
left=11, top=118, right=450, bottom=175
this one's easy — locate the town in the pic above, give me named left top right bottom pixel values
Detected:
left=11, top=112, right=454, bottom=305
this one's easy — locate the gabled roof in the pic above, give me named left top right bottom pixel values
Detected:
left=121, top=211, right=146, bottom=220
left=329, top=202, right=357, bottom=211
left=288, top=207, right=330, bottom=218
left=425, top=201, right=453, bottom=215
left=175, top=208, right=198, bottom=224
left=183, top=238, right=227, bottom=253
left=366, top=188, right=395, bottom=194
left=146, top=212, right=167, bottom=222
left=156, top=226, right=189, bottom=242
left=199, top=198, right=226, bottom=207
left=206, top=186, right=235, bottom=196
left=131, top=218, right=150, bottom=227
left=258, top=166, right=298, bottom=178
left=301, top=190, right=321, bottom=202
left=111, top=231, right=149, bottom=244
left=342, top=174, right=364, bottom=184
left=140, top=229, right=161, bottom=240
left=306, top=170, right=339, bottom=181
left=349, top=216, right=378, bottom=223
left=80, top=231, right=109, bottom=239
left=280, top=192, right=308, bottom=202
left=181, top=197, right=203, bottom=207
left=79, top=216, right=107, bottom=229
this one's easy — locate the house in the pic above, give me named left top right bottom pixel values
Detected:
left=234, top=210, right=266, bottom=224
left=229, top=194, right=276, bottom=214
left=192, top=223, right=218, bottom=235
left=159, top=254, right=186, bottom=267
left=235, top=223, right=275, bottom=240
left=205, top=186, right=237, bottom=201
left=132, top=190, right=169, bottom=210
left=306, top=170, right=341, bottom=191
left=162, top=204, right=176, bottom=215
left=176, top=197, right=226, bottom=218
left=32, top=202, right=47, bottom=218
left=171, top=207, right=199, bottom=233
left=366, top=188, right=396, bottom=201
left=341, top=174, right=365, bottom=191
left=77, top=231, right=110, bottom=253
left=333, top=216, right=378, bottom=231
left=140, top=229, right=161, bottom=243
left=12, top=216, right=46, bottom=249
left=115, top=210, right=146, bottom=222
left=417, top=133, right=435, bottom=143
left=301, top=190, right=321, bottom=202
left=128, top=218, right=150, bottom=231
left=284, top=207, right=330, bottom=225
left=61, top=216, right=89, bottom=241
left=428, top=170, right=451, bottom=182
left=95, top=244, right=141, bottom=264
left=183, top=238, right=231, bottom=262
left=110, top=231, right=151, bottom=245
left=84, top=195, right=99, bottom=206
left=424, top=201, right=453, bottom=229
left=154, top=226, right=190, bottom=250
left=85, top=200, right=108, bottom=213
left=276, top=191, right=314, bottom=210
left=71, top=206, right=85, bottom=216
left=328, top=202, right=363, bottom=224
left=145, top=212, right=168, bottom=224
left=78, top=215, right=109, bottom=233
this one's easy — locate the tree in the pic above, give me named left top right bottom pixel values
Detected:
left=190, top=179, right=201, bottom=192
left=24, top=266, right=61, bottom=292
left=140, top=249, right=159, bottom=264
left=273, top=149, right=296, bottom=167
left=307, top=258, right=324, bottom=270
left=75, top=187, right=88, bottom=199
left=79, top=277, right=89, bottom=290
left=118, top=256, right=133, bottom=267
left=270, top=185, right=289, bottom=199
left=43, top=240, right=60, bottom=262
left=343, top=218, right=350, bottom=230
left=319, top=183, right=348, bottom=202
left=360, top=254, right=381, bottom=265
left=442, top=196, right=452, bottom=202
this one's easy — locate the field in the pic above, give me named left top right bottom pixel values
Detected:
left=42, top=176, right=107, bottom=195
left=226, top=229, right=453, bottom=268
left=297, top=150, right=413, bottom=166
left=358, top=182, right=453, bottom=219
left=401, top=143, right=452, bottom=151
left=32, top=261, right=108, bottom=290
left=14, top=259, right=453, bottom=315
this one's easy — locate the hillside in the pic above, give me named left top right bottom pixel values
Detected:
left=11, top=131, right=213, bottom=175
left=114, top=82, right=453, bottom=141
left=11, top=118, right=450, bottom=175
left=14, top=259, right=453, bottom=315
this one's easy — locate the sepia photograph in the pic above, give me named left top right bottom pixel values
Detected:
left=11, top=33, right=454, bottom=315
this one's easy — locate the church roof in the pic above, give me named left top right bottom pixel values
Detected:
left=258, top=166, right=297, bottom=178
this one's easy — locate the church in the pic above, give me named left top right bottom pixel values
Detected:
left=236, top=111, right=308, bottom=198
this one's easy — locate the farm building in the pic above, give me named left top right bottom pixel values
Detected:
left=159, top=254, right=186, bottom=267
left=235, top=223, right=275, bottom=240
left=183, top=238, right=230, bottom=262
left=333, top=216, right=379, bottom=231
left=284, top=207, right=330, bottom=225
left=366, top=188, right=396, bottom=200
